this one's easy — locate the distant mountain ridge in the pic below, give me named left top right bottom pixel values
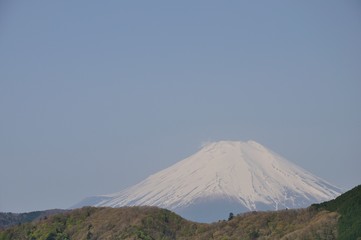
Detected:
left=74, top=140, right=342, bottom=222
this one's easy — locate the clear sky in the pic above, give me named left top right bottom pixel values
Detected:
left=0, top=1, right=360, bottom=213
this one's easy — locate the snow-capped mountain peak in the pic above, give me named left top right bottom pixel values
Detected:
left=74, top=140, right=341, bottom=222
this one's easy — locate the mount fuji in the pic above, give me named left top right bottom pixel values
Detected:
left=73, top=140, right=342, bottom=222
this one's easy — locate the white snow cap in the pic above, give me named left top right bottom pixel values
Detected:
left=91, top=140, right=341, bottom=211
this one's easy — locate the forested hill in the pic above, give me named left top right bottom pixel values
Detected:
left=312, top=184, right=361, bottom=240
left=0, top=185, right=360, bottom=240
left=0, top=207, right=339, bottom=239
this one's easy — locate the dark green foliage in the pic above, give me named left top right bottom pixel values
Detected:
left=228, top=212, right=234, bottom=221
left=312, top=184, right=361, bottom=240
left=249, top=229, right=259, bottom=238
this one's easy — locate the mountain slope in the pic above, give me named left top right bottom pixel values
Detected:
left=75, top=140, right=341, bottom=222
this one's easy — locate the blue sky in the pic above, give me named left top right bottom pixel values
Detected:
left=0, top=1, right=360, bottom=212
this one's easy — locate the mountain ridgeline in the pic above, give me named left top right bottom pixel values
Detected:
left=74, top=141, right=342, bottom=222
left=1, top=185, right=360, bottom=240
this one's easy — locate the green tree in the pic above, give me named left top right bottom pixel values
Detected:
left=228, top=212, right=234, bottom=221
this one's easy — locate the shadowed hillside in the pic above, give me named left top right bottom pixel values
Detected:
left=312, top=184, right=361, bottom=240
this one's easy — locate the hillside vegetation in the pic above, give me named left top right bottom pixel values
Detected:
left=0, top=207, right=338, bottom=240
left=312, top=184, right=361, bottom=240
left=0, top=210, right=66, bottom=229
left=0, top=185, right=359, bottom=240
